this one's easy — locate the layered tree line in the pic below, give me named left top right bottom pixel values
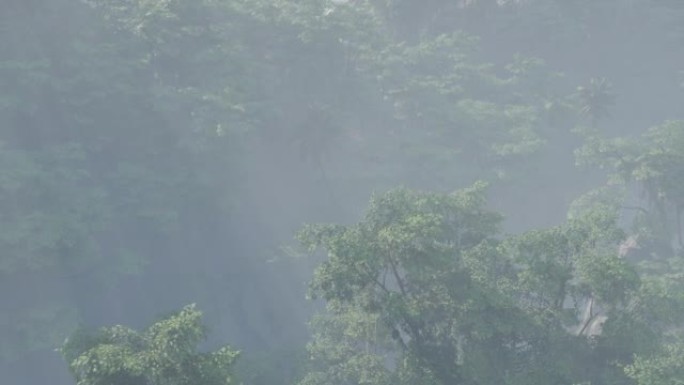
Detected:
left=1, top=1, right=683, bottom=384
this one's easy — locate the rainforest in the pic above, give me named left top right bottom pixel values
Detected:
left=2, top=1, right=684, bottom=384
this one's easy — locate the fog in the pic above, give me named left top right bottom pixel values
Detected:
left=1, top=1, right=684, bottom=385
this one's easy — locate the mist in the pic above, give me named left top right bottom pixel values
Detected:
left=2, top=1, right=684, bottom=385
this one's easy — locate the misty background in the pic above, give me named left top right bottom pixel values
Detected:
left=1, top=1, right=684, bottom=384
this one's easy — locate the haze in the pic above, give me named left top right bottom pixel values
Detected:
left=2, top=1, right=684, bottom=385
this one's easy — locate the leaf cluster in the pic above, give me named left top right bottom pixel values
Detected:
left=61, top=304, right=239, bottom=385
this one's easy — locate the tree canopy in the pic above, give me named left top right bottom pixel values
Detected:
left=61, top=304, right=239, bottom=385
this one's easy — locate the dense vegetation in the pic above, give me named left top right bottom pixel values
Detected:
left=1, top=1, right=683, bottom=384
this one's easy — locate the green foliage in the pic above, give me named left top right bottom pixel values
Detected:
left=61, top=304, right=239, bottom=385
left=3, top=0, right=684, bottom=384
left=621, top=257, right=684, bottom=384
left=575, top=77, right=616, bottom=127
left=625, top=340, right=684, bottom=385
left=298, top=183, right=684, bottom=385
left=576, top=120, right=684, bottom=250
left=300, top=185, right=604, bottom=384
left=298, top=184, right=500, bottom=385
left=0, top=0, right=247, bottom=362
